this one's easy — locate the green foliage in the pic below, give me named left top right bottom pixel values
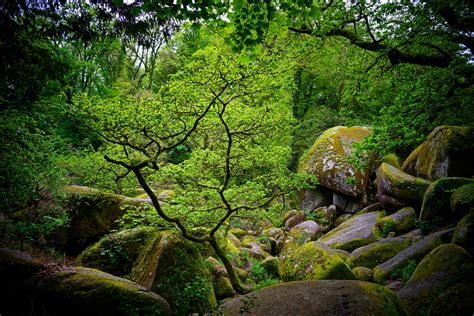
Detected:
left=381, top=221, right=396, bottom=238
left=391, top=259, right=418, bottom=283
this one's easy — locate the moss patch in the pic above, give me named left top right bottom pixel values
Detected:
left=349, top=238, right=411, bottom=269
left=281, top=242, right=355, bottom=281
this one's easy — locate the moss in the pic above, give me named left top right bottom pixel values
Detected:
left=381, top=153, right=401, bottom=169
left=78, top=226, right=158, bottom=277
left=452, top=211, right=474, bottom=254
left=348, top=238, right=411, bottom=269
left=378, top=207, right=416, bottom=234
left=281, top=242, right=355, bottom=281
left=398, top=244, right=474, bottom=316
left=298, top=126, right=372, bottom=197
left=358, top=282, right=408, bottom=316
left=450, top=182, right=474, bottom=214
left=212, top=274, right=236, bottom=299
left=130, top=232, right=217, bottom=315
left=352, top=267, right=372, bottom=282
left=37, top=267, right=171, bottom=316
left=229, top=227, right=246, bottom=238
left=378, top=163, right=431, bottom=202
left=420, top=177, right=470, bottom=224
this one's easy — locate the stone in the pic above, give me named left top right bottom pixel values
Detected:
left=281, top=242, right=355, bottom=281
left=450, top=182, right=474, bottom=214
left=318, top=211, right=380, bottom=252
left=376, top=163, right=431, bottom=205
left=284, top=210, right=305, bottom=230
left=334, top=213, right=352, bottom=226
left=0, top=248, right=45, bottom=315
left=261, top=256, right=281, bottom=279
left=402, top=125, right=474, bottom=180
left=36, top=267, right=171, bottom=316
left=219, top=280, right=406, bottom=315
left=228, top=227, right=246, bottom=238
left=426, top=281, right=474, bottom=316
left=204, top=257, right=236, bottom=299
left=63, top=185, right=154, bottom=252
left=381, top=153, right=401, bottom=169
left=452, top=211, right=474, bottom=255
left=77, top=226, right=159, bottom=276
left=298, top=126, right=373, bottom=197
left=348, top=237, right=411, bottom=269
left=377, top=207, right=416, bottom=235
left=297, top=187, right=332, bottom=212
left=398, top=244, right=474, bottom=315
left=419, top=177, right=471, bottom=224
left=334, top=192, right=368, bottom=214
left=129, top=232, right=216, bottom=315
left=376, top=193, right=407, bottom=212
left=352, top=266, right=372, bottom=282
left=280, top=220, right=321, bottom=256
left=372, top=229, right=453, bottom=284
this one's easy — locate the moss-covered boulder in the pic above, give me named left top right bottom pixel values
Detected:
left=377, top=207, right=416, bottom=235
left=77, top=226, right=159, bottom=277
left=376, top=163, right=431, bottom=205
left=349, top=237, right=411, bottom=269
left=381, top=153, right=401, bottom=169
left=204, top=257, right=236, bottom=299
left=298, top=126, right=373, bottom=197
left=398, top=244, right=474, bottom=315
left=352, top=266, right=373, bottom=282
left=219, top=280, right=406, bottom=315
left=402, top=126, right=474, bottom=180
left=228, top=227, right=246, bottom=238
left=280, top=220, right=321, bottom=256
left=452, top=211, right=474, bottom=255
left=372, top=229, right=453, bottom=284
left=281, top=242, right=355, bottom=281
left=36, top=267, right=171, bottom=316
left=318, top=211, right=380, bottom=252
left=284, top=210, right=305, bottom=230
left=0, top=248, right=45, bottom=315
left=450, top=182, right=474, bottom=214
left=419, top=177, right=471, bottom=225
left=64, top=186, right=153, bottom=251
left=129, top=232, right=216, bottom=315
left=426, top=281, right=474, bottom=316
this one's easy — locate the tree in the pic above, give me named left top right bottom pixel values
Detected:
left=74, top=35, right=306, bottom=293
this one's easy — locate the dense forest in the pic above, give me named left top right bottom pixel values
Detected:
left=1, top=1, right=474, bottom=315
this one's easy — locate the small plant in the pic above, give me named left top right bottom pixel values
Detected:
left=391, top=259, right=418, bottom=283
left=381, top=221, right=395, bottom=237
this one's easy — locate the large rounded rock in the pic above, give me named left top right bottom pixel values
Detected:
left=36, top=267, right=171, bottom=316
left=219, top=280, right=406, bottom=315
left=77, top=226, right=159, bottom=276
left=372, top=229, right=453, bottom=284
left=298, top=126, right=373, bottom=197
left=402, top=126, right=474, bottom=180
left=280, top=220, right=321, bottom=256
left=0, top=249, right=45, bottom=315
left=349, top=237, right=411, bottom=269
left=450, top=182, right=474, bottom=214
left=318, top=211, right=380, bottom=252
left=129, top=232, right=216, bottom=315
left=376, top=163, right=431, bottom=205
left=452, top=211, right=474, bottom=255
left=281, top=242, right=355, bottom=281
left=64, top=186, right=153, bottom=251
left=377, top=207, right=416, bottom=235
left=419, top=177, right=471, bottom=224
left=398, top=244, right=474, bottom=315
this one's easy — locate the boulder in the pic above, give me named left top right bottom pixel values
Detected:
left=204, top=257, right=236, bottom=299
left=280, top=220, right=321, bottom=256
left=372, top=229, right=453, bottom=284
left=426, top=281, right=474, bottom=316
left=219, top=280, right=406, bottom=315
left=333, top=192, right=368, bottom=214
left=64, top=186, right=153, bottom=251
left=297, top=187, right=332, bottom=212
left=452, top=211, right=474, bottom=255
left=318, top=211, right=380, bottom=252
left=36, top=267, right=171, bottom=316
left=284, top=210, right=305, bottom=230
left=376, top=163, right=431, bottom=205
left=281, top=242, right=355, bottom=281
left=0, top=248, right=45, bottom=315
left=402, top=126, right=474, bottom=180
left=228, top=227, right=246, bottom=238
left=352, top=267, right=372, bottom=282
left=77, top=226, right=158, bottom=277
left=313, top=205, right=338, bottom=223
left=419, top=177, right=471, bottom=224
left=398, top=244, right=474, bottom=315
left=450, top=182, right=474, bottom=214
left=129, top=232, right=216, bottom=315
left=377, top=207, right=416, bottom=236
left=348, top=237, right=411, bottom=269
left=298, top=126, right=373, bottom=197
